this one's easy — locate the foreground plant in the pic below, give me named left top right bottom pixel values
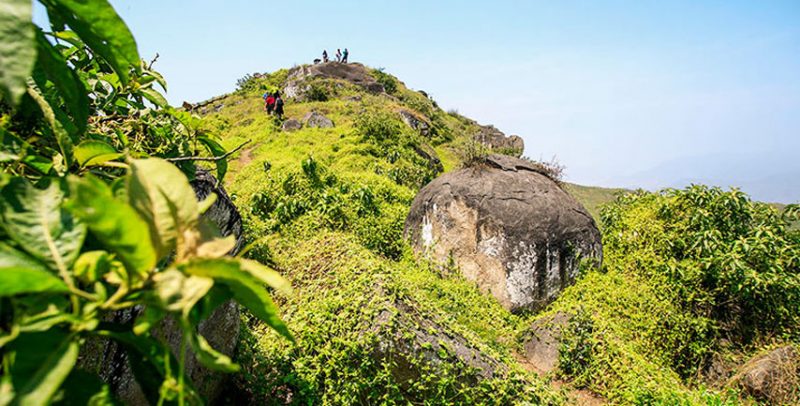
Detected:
left=0, top=158, right=292, bottom=404
left=1, top=0, right=292, bottom=404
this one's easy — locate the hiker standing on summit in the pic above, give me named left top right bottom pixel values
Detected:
left=342, top=48, right=349, bottom=63
left=322, top=50, right=329, bottom=63
left=335, top=49, right=342, bottom=62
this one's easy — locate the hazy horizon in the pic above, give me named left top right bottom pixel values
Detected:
left=36, top=0, right=800, bottom=203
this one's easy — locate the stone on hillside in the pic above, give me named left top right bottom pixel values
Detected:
left=522, top=311, right=571, bottom=374
left=412, top=143, right=443, bottom=174
left=79, top=168, right=243, bottom=404
left=731, top=345, right=799, bottom=404
left=399, top=109, right=431, bottom=137
left=283, top=62, right=385, bottom=100
left=405, top=154, right=602, bottom=313
left=476, top=125, right=524, bottom=157
left=303, top=111, right=334, bottom=128
left=281, top=119, right=303, bottom=131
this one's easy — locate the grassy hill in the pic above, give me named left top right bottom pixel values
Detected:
left=196, top=63, right=798, bottom=405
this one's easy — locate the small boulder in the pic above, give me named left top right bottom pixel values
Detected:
left=399, top=109, right=431, bottom=137
left=476, top=125, right=524, bottom=157
left=281, top=119, right=303, bottom=132
left=522, top=311, right=571, bottom=374
left=730, top=345, right=799, bottom=404
left=405, top=154, right=602, bottom=313
left=303, top=111, right=334, bottom=128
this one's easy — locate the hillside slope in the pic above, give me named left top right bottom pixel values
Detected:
left=196, top=63, right=798, bottom=405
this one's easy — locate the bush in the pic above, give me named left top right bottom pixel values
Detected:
left=354, top=110, right=403, bottom=142
left=371, top=68, right=398, bottom=94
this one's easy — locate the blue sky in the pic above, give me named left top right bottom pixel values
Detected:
left=38, top=1, right=800, bottom=202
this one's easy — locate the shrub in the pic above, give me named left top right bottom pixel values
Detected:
left=354, top=110, right=403, bottom=142
left=371, top=68, right=398, bottom=94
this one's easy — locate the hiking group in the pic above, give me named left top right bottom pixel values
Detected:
left=263, top=90, right=284, bottom=118
left=322, top=48, right=349, bottom=63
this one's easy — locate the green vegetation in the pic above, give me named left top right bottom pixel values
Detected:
left=3, top=1, right=798, bottom=404
left=544, top=186, right=800, bottom=404
left=0, top=2, right=289, bottom=404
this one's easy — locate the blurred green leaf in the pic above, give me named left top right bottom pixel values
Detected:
left=0, top=242, right=68, bottom=296
left=139, top=86, right=167, bottom=108
left=54, top=369, right=117, bottom=406
left=97, top=326, right=200, bottom=405
left=128, top=158, right=199, bottom=257
left=4, top=330, right=79, bottom=405
left=0, top=0, right=36, bottom=106
left=73, top=140, right=122, bottom=168
left=25, top=80, right=75, bottom=170
left=198, top=135, right=227, bottom=181
left=180, top=258, right=293, bottom=342
left=151, top=268, right=213, bottom=317
left=40, top=0, right=140, bottom=86
left=0, top=177, right=85, bottom=270
left=188, top=333, right=239, bottom=373
left=66, top=174, right=156, bottom=277
left=73, top=250, right=111, bottom=284
left=34, top=28, right=89, bottom=135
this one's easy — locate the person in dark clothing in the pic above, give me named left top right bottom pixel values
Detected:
left=322, top=50, right=329, bottom=63
left=265, top=93, right=275, bottom=114
left=335, top=49, right=342, bottom=62
left=274, top=95, right=285, bottom=119
left=342, top=48, right=349, bottom=63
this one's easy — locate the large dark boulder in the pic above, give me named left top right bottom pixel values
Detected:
left=405, top=155, right=601, bottom=313
left=80, top=169, right=244, bottom=404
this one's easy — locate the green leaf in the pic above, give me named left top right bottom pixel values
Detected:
left=0, top=243, right=68, bottom=296
left=54, top=370, right=117, bottom=406
left=127, top=158, right=199, bottom=257
left=188, top=284, right=232, bottom=326
left=34, top=28, right=89, bottom=135
left=25, top=80, right=74, bottom=169
left=97, top=325, right=200, bottom=405
left=198, top=135, right=227, bottom=181
left=40, top=0, right=140, bottom=86
left=239, top=258, right=292, bottom=295
left=132, top=306, right=165, bottom=336
left=0, top=0, right=36, bottom=106
left=139, top=86, right=167, bottom=108
left=4, top=330, right=79, bottom=405
left=188, top=333, right=239, bottom=373
left=72, top=250, right=111, bottom=284
left=73, top=140, right=122, bottom=167
left=150, top=268, right=213, bottom=317
left=0, top=177, right=85, bottom=271
left=180, top=258, right=293, bottom=342
left=66, top=174, right=156, bottom=277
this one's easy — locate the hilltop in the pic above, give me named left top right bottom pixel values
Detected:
left=192, top=62, right=799, bottom=405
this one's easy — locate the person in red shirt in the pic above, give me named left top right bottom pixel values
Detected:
left=265, top=93, right=276, bottom=115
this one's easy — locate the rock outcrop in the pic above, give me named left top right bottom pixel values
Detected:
left=80, top=168, right=244, bottom=404
left=405, top=155, right=601, bottom=313
left=729, top=345, right=799, bottom=404
left=522, top=311, right=571, bottom=374
left=476, top=125, right=524, bottom=157
left=303, top=111, right=334, bottom=128
left=399, top=109, right=431, bottom=137
left=284, top=63, right=384, bottom=101
left=281, top=118, right=303, bottom=132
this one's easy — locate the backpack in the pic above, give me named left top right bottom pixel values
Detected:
left=276, top=97, right=284, bottom=107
